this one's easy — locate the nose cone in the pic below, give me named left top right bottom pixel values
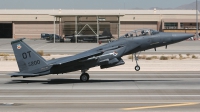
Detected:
left=172, top=33, right=194, bottom=42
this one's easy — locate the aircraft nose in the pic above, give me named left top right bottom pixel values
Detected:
left=172, top=33, right=194, bottom=42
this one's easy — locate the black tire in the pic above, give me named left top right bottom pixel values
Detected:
left=80, top=73, right=89, bottom=82
left=60, top=39, right=64, bottom=42
left=70, top=39, right=75, bottom=43
left=135, top=65, right=140, bottom=71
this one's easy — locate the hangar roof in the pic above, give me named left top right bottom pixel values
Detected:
left=0, top=9, right=198, bottom=15
left=125, top=10, right=198, bottom=15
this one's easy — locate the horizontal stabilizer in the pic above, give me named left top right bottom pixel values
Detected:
left=8, top=72, right=39, bottom=77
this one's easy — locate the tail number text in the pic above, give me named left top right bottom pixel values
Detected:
left=28, top=60, right=40, bottom=66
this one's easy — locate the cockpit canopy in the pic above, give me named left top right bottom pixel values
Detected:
left=122, top=29, right=159, bottom=38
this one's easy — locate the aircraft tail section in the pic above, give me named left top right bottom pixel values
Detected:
left=11, top=38, right=49, bottom=75
left=102, top=28, right=112, bottom=37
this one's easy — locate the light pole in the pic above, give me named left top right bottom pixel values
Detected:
left=196, top=0, right=199, bottom=40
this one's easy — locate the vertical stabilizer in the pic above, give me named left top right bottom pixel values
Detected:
left=11, top=38, right=49, bottom=74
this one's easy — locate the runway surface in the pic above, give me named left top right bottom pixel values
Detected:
left=0, top=39, right=200, bottom=54
left=0, top=71, right=200, bottom=112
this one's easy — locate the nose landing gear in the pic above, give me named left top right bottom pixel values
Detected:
left=135, top=65, right=140, bottom=71
left=133, top=52, right=141, bottom=71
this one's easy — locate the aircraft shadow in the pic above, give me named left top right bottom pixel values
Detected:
left=6, top=79, right=178, bottom=85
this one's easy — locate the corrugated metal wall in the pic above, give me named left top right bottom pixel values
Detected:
left=120, top=15, right=160, bottom=22
left=14, top=21, right=59, bottom=39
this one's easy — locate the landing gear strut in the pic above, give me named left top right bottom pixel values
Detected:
left=80, top=69, right=90, bottom=82
left=134, top=52, right=141, bottom=71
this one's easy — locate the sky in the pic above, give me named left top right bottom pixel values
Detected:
left=0, top=0, right=196, bottom=9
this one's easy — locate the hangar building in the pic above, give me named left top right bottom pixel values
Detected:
left=0, top=9, right=199, bottom=39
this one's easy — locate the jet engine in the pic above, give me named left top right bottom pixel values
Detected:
left=100, top=58, right=125, bottom=69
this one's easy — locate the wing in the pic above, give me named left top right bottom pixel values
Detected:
left=47, top=45, right=128, bottom=66
left=48, top=38, right=140, bottom=67
left=47, top=50, right=103, bottom=66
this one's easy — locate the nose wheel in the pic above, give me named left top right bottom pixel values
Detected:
left=133, top=52, right=141, bottom=71
left=135, top=65, right=140, bottom=71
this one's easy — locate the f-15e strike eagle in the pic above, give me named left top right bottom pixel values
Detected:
left=10, top=29, right=193, bottom=82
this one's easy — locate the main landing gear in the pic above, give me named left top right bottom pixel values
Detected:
left=134, top=52, right=141, bottom=71
left=80, top=69, right=90, bottom=82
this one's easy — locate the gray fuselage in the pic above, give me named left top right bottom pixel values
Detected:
left=50, top=32, right=192, bottom=74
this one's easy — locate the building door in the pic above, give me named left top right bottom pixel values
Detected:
left=0, top=23, right=12, bottom=38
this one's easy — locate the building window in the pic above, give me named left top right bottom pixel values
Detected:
left=164, top=23, right=178, bottom=29
left=180, top=23, right=196, bottom=29
left=181, top=23, right=183, bottom=27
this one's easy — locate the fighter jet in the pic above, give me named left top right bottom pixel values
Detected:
left=10, top=29, right=193, bottom=82
left=65, top=28, right=113, bottom=42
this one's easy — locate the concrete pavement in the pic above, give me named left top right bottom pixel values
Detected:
left=0, top=72, right=200, bottom=112
left=0, top=39, right=200, bottom=54
left=1, top=58, right=199, bottom=72
left=0, top=39, right=200, bottom=111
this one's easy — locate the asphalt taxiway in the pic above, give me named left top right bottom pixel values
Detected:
left=0, top=71, right=200, bottom=112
